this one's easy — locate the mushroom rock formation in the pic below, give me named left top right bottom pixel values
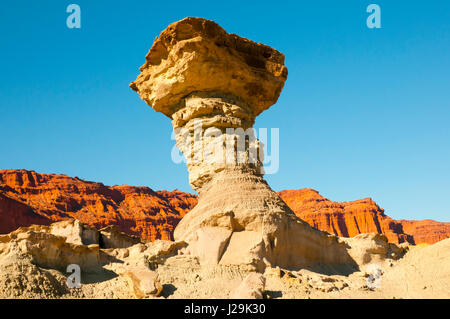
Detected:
left=130, top=17, right=358, bottom=272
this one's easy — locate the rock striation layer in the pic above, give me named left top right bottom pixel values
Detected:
left=397, top=219, right=450, bottom=245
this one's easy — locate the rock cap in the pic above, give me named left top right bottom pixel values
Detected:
left=130, top=17, right=288, bottom=118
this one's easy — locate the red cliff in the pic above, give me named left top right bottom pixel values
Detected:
left=278, top=189, right=449, bottom=245
left=0, top=169, right=197, bottom=241
left=397, top=219, right=450, bottom=245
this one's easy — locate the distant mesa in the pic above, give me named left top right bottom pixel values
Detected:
left=0, top=169, right=197, bottom=242
left=279, top=189, right=450, bottom=245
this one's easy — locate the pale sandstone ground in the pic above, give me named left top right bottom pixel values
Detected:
left=0, top=219, right=448, bottom=299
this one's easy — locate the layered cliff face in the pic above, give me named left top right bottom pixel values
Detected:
left=278, top=189, right=450, bottom=245
left=0, top=192, right=52, bottom=234
left=278, top=189, right=412, bottom=244
left=0, top=169, right=197, bottom=241
left=0, top=169, right=448, bottom=245
left=397, top=219, right=450, bottom=245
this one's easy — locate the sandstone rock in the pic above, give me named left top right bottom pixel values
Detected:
left=120, top=266, right=162, bottom=298
left=0, top=258, right=69, bottom=299
left=130, top=17, right=364, bottom=273
left=117, top=240, right=186, bottom=270
left=99, top=225, right=141, bottom=248
left=49, top=219, right=99, bottom=246
left=218, top=230, right=265, bottom=268
left=144, top=239, right=187, bottom=258
left=184, top=227, right=232, bottom=264
left=343, top=233, right=407, bottom=267
left=230, top=273, right=265, bottom=299
left=0, top=225, right=101, bottom=272
left=376, top=238, right=450, bottom=298
left=0, top=221, right=166, bottom=299
left=130, top=17, right=287, bottom=118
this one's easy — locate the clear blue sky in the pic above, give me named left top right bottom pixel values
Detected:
left=1, top=1, right=449, bottom=221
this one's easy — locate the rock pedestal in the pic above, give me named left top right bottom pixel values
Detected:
left=131, top=17, right=357, bottom=272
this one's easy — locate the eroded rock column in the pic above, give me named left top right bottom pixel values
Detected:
left=171, top=92, right=263, bottom=190
left=131, top=17, right=357, bottom=272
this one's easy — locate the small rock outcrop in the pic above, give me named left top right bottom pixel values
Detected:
left=0, top=221, right=170, bottom=298
left=0, top=224, right=102, bottom=272
left=99, top=225, right=141, bottom=249
left=50, top=219, right=99, bottom=246
left=119, top=266, right=163, bottom=298
left=230, top=273, right=266, bottom=299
